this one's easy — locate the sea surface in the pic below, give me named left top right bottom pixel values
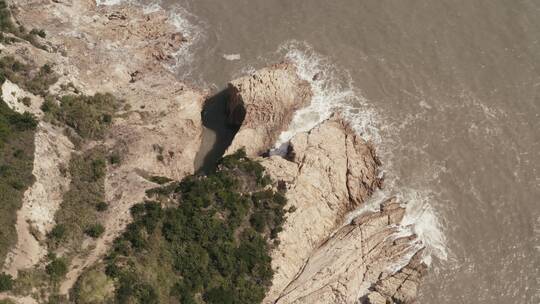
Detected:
left=105, top=0, right=539, bottom=302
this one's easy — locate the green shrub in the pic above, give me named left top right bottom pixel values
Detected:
left=0, top=56, right=58, bottom=96
left=49, top=224, right=66, bottom=240
left=85, top=224, right=105, bottom=238
left=96, top=202, right=108, bottom=212
left=45, top=257, right=68, bottom=280
left=0, top=272, right=13, bottom=291
left=46, top=93, right=121, bottom=139
left=148, top=175, right=172, bottom=185
left=108, top=151, right=121, bottom=165
left=52, top=147, right=107, bottom=252
left=0, top=99, right=36, bottom=267
left=72, top=268, right=114, bottom=304
left=0, top=1, right=46, bottom=48
left=91, top=158, right=106, bottom=181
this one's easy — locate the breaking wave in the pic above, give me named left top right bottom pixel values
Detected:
left=270, top=41, right=379, bottom=155
left=274, top=40, right=448, bottom=265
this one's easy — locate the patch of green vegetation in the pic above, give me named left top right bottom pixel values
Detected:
left=42, top=93, right=121, bottom=140
left=0, top=98, right=36, bottom=267
left=11, top=268, right=48, bottom=297
left=71, top=268, right=114, bottom=304
left=45, top=256, right=69, bottom=282
left=108, top=151, right=121, bottom=165
left=0, top=272, right=14, bottom=292
left=101, top=149, right=286, bottom=304
left=96, top=202, right=109, bottom=212
left=0, top=56, right=58, bottom=96
left=0, top=299, right=16, bottom=304
left=9, top=254, right=71, bottom=301
left=49, top=147, right=107, bottom=252
left=85, top=224, right=105, bottom=238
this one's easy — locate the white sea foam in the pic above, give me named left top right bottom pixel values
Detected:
left=167, top=5, right=206, bottom=77
left=272, top=41, right=448, bottom=267
left=398, top=189, right=448, bottom=265
left=270, top=41, right=380, bottom=155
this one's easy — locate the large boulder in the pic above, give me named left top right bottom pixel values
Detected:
left=225, top=63, right=312, bottom=156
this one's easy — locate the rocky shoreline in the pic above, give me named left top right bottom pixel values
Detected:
left=225, top=69, right=426, bottom=303
left=0, top=1, right=426, bottom=303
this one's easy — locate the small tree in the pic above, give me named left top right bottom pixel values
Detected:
left=0, top=272, right=13, bottom=291
left=85, top=224, right=105, bottom=238
left=49, top=224, right=66, bottom=240
left=96, top=202, right=108, bottom=212
left=46, top=257, right=68, bottom=280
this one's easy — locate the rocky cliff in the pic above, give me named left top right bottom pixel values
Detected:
left=226, top=69, right=427, bottom=303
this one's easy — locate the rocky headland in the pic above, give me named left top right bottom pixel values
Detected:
left=225, top=69, right=427, bottom=303
left=0, top=1, right=427, bottom=303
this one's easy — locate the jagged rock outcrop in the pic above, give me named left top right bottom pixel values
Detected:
left=225, top=63, right=312, bottom=156
left=273, top=199, right=425, bottom=304
left=259, top=117, right=383, bottom=302
left=229, top=69, right=426, bottom=303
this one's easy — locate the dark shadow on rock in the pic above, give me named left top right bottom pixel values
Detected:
left=194, top=89, right=242, bottom=174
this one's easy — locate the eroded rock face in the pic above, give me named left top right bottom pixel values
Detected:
left=260, top=117, right=384, bottom=303
left=226, top=63, right=312, bottom=156
left=259, top=119, right=425, bottom=304
left=273, top=199, right=425, bottom=304
left=227, top=66, right=426, bottom=303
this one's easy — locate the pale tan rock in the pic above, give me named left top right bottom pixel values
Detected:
left=223, top=60, right=424, bottom=303
left=260, top=117, right=383, bottom=303
left=226, top=63, right=312, bottom=156
left=1, top=80, right=43, bottom=117
left=273, top=200, right=424, bottom=304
